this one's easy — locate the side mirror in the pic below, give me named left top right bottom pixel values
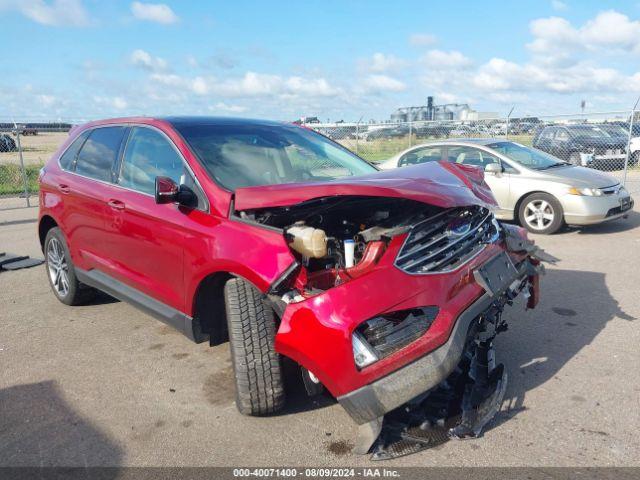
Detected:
left=485, top=163, right=503, bottom=175
left=155, top=176, right=179, bottom=204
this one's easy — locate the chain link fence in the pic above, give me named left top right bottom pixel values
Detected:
left=0, top=121, right=73, bottom=209
left=1, top=110, right=639, bottom=210
left=308, top=110, right=640, bottom=195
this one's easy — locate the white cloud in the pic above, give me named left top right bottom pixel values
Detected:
left=361, top=53, right=407, bottom=73
left=93, top=95, right=128, bottom=110
left=211, top=102, right=248, bottom=113
left=38, top=94, right=57, bottom=107
left=409, top=33, right=437, bottom=47
left=130, top=1, right=178, bottom=24
left=362, top=75, right=406, bottom=93
left=421, top=49, right=473, bottom=69
left=551, top=0, right=567, bottom=11
left=130, top=49, right=168, bottom=72
left=528, top=10, right=640, bottom=58
left=148, top=71, right=340, bottom=99
left=0, top=0, right=90, bottom=26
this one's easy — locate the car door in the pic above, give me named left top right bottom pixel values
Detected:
left=99, top=125, right=204, bottom=313
left=57, top=126, right=128, bottom=271
left=446, top=145, right=511, bottom=216
left=397, top=145, right=444, bottom=167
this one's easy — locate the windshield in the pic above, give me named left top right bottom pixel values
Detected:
left=487, top=141, right=567, bottom=170
left=175, top=123, right=376, bottom=191
left=599, top=124, right=628, bottom=137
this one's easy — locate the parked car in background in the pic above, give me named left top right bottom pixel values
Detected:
left=0, top=133, right=17, bottom=152
left=380, top=139, right=634, bottom=234
left=38, top=117, right=546, bottom=456
left=532, top=124, right=627, bottom=168
left=599, top=123, right=639, bottom=165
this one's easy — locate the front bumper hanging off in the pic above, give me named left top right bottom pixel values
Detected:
left=343, top=227, right=555, bottom=460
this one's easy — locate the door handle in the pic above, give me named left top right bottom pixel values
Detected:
left=57, top=184, right=70, bottom=194
left=107, top=199, right=125, bottom=210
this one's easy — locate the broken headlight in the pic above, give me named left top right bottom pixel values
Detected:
left=352, top=307, right=439, bottom=369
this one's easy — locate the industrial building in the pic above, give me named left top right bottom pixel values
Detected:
left=390, top=96, right=498, bottom=122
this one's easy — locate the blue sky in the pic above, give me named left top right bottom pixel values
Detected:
left=2, top=0, right=640, bottom=121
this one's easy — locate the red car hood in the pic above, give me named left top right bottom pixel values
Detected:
left=233, top=161, right=497, bottom=211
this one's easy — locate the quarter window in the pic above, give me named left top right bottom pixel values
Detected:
left=119, top=127, right=185, bottom=195
left=59, top=130, right=89, bottom=170
left=398, top=146, right=442, bottom=167
left=75, top=127, right=127, bottom=182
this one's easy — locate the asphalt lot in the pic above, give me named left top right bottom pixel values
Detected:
left=1, top=204, right=639, bottom=467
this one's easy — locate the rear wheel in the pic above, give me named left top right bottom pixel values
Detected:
left=224, top=277, right=285, bottom=415
left=518, top=193, right=564, bottom=235
left=44, top=228, right=95, bottom=305
left=631, top=151, right=639, bottom=166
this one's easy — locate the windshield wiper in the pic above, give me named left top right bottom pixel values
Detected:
left=538, top=163, right=568, bottom=170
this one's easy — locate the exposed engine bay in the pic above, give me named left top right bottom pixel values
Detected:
left=239, top=196, right=444, bottom=293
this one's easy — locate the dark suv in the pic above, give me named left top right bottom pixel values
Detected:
left=38, top=117, right=546, bottom=456
left=533, top=124, right=627, bottom=168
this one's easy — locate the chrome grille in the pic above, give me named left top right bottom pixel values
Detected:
left=395, top=206, right=499, bottom=274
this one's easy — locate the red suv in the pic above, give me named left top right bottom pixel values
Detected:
left=39, top=117, right=546, bottom=456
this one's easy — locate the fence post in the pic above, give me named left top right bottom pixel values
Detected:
left=506, top=106, right=514, bottom=140
left=14, top=130, right=31, bottom=208
left=355, top=119, right=361, bottom=156
left=623, top=97, right=639, bottom=188
left=409, top=119, right=413, bottom=147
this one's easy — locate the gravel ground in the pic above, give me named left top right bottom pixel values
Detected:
left=1, top=205, right=639, bottom=467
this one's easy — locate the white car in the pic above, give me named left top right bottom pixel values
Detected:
left=379, top=139, right=634, bottom=234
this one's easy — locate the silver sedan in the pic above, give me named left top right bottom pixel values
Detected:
left=379, top=139, right=634, bottom=234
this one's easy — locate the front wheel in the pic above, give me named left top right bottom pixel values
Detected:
left=224, top=277, right=285, bottom=416
left=518, top=193, right=564, bottom=235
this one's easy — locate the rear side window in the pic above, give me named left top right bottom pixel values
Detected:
left=398, top=146, right=442, bottom=167
left=75, top=127, right=127, bottom=182
left=59, top=130, right=89, bottom=170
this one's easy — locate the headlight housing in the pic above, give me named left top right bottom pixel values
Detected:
left=567, top=186, right=603, bottom=197
left=352, top=307, right=439, bottom=369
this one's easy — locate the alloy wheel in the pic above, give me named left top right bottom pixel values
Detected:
left=523, top=199, right=555, bottom=231
left=47, top=237, right=69, bottom=297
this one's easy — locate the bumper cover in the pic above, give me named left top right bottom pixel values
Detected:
left=338, top=290, right=496, bottom=425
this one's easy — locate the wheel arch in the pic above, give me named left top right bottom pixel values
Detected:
left=38, top=215, right=59, bottom=251
left=514, top=190, right=559, bottom=225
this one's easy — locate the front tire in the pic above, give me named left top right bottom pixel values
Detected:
left=518, top=193, right=564, bottom=235
left=44, top=227, right=95, bottom=305
left=224, top=277, right=285, bottom=416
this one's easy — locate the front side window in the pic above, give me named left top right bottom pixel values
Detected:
left=174, top=123, right=377, bottom=191
left=555, top=130, right=570, bottom=141
left=119, top=127, right=184, bottom=195
left=75, top=127, right=127, bottom=182
left=398, top=146, right=442, bottom=167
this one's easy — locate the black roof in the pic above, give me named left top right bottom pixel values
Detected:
left=162, top=116, right=287, bottom=128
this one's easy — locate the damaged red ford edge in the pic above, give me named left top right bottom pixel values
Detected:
left=38, top=117, right=553, bottom=459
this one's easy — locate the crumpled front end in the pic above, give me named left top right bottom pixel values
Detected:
left=232, top=162, right=554, bottom=458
